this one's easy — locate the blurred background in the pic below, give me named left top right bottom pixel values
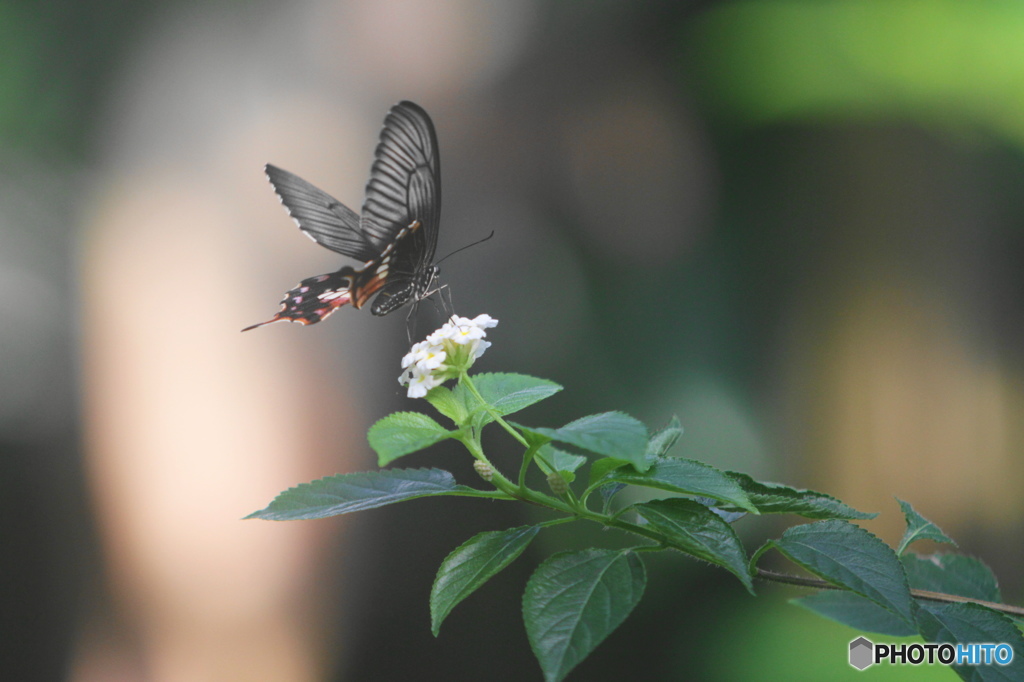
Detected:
left=3, top=0, right=1023, bottom=679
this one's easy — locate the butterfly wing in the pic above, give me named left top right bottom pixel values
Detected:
left=265, top=164, right=378, bottom=262
left=360, top=101, right=441, bottom=265
left=242, top=266, right=370, bottom=331
left=360, top=101, right=441, bottom=314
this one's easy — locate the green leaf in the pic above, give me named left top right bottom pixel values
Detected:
left=368, top=412, right=456, bottom=466
left=765, top=520, right=915, bottom=626
left=724, top=472, right=875, bottom=519
left=512, top=423, right=554, bottom=449
left=793, top=591, right=917, bottom=637
left=425, top=386, right=466, bottom=424
left=694, top=497, right=747, bottom=524
left=532, top=412, right=650, bottom=472
left=646, top=416, right=683, bottom=460
left=538, top=444, right=587, bottom=474
left=246, top=468, right=477, bottom=520
left=902, top=553, right=1000, bottom=602
left=916, top=602, right=1024, bottom=681
left=587, top=457, right=629, bottom=489
left=524, top=549, right=646, bottom=682
left=431, top=525, right=540, bottom=636
left=607, top=458, right=757, bottom=513
left=896, top=498, right=956, bottom=554
left=633, top=498, right=753, bottom=592
left=455, top=373, right=562, bottom=425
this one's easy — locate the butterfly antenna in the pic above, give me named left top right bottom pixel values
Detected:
left=435, top=230, right=495, bottom=265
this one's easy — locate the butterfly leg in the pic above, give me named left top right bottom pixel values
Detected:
left=441, top=283, right=455, bottom=318
left=432, top=283, right=454, bottom=320
left=404, top=301, right=420, bottom=346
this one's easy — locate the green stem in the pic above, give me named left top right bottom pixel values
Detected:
left=456, top=373, right=591, bottom=510
left=458, top=433, right=575, bottom=514
left=466, top=419, right=1024, bottom=623
left=518, top=441, right=542, bottom=490
left=460, top=373, right=529, bottom=448
left=755, top=568, right=1024, bottom=618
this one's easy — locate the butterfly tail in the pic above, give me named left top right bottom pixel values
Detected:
left=242, top=267, right=361, bottom=331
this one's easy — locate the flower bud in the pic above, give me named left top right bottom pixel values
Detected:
left=546, top=471, right=569, bottom=496
left=473, top=460, right=494, bottom=481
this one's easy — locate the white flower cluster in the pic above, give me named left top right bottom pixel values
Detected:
left=399, top=314, right=498, bottom=398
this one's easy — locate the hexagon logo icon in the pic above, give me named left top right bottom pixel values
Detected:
left=849, top=636, right=874, bottom=670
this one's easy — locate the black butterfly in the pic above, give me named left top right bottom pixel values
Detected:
left=243, top=101, right=441, bottom=331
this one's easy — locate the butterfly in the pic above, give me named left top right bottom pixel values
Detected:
left=243, top=100, right=441, bottom=332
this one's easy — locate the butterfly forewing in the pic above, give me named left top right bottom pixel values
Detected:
left=360, top=101, right=440, bottom=264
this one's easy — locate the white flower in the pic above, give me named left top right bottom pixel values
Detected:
left=397, top=313, right=498, bottom=398
left=406, top=342, right=447, bottom=371
left=471, top=339, right=491, bottom=358
left=401, top=340, right=430, bottom=368
left=399, top=367, right=442, bottom=399
left=469, top=313, right=498, bottom=329
left=449, top=323, right=487, bottom=345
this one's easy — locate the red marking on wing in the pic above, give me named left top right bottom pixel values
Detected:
left=242, top=269, right=356, bottom=331
left=352, top=272, right=387, bottom=309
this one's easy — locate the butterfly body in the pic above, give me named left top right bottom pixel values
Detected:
left=244, top=101, right=441, bottom=331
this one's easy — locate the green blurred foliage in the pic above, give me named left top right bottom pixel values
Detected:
left=691, top=0, right=1024, bottom=149
left=694, top=595, right=934, bottom=680
left=0, top=0, right=156, bottom=157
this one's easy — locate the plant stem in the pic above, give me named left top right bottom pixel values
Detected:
left=460, top=373, right=529, bottom=448
left=517, top=441, right=541, bottom=490
left=755, top=568, right=1024, bottom=618
left=458, top=433, right=576, bottom=514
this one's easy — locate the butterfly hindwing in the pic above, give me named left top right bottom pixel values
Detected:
left=241, top=267, right=361, bottom=331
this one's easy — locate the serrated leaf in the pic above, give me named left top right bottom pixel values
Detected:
left=607, top=458, right=756, bottom=513
left=368, top=412, right=456, bottom=466
left=766, top=520, right=915, bottom=626
left=431, top=525, right=540, bottom=635
left=633, top=498, right=753, bottom=592
left=897, top=498, right=956, bottom=554
left=646, top=416, right=683, bottom=460
left=694, top=497, right=747, bottom=524
left=916, top=602, right=1024, bottom=681
left=532, top=412, right=650, bottom=472
left=454, top=373, right=562, bottom=426
left=246, top=468, right=476, bottom=520
left=902, top=553, right=1000, bottom=602
left=793, top=591, right=917, bottom=636
left=524, top=549, right=645, bottom=682
left=538, top=444, right=587, bottom=474
left=425, top=386, right=466, bottom=424
left=724, top=472, right=875, bottom=519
